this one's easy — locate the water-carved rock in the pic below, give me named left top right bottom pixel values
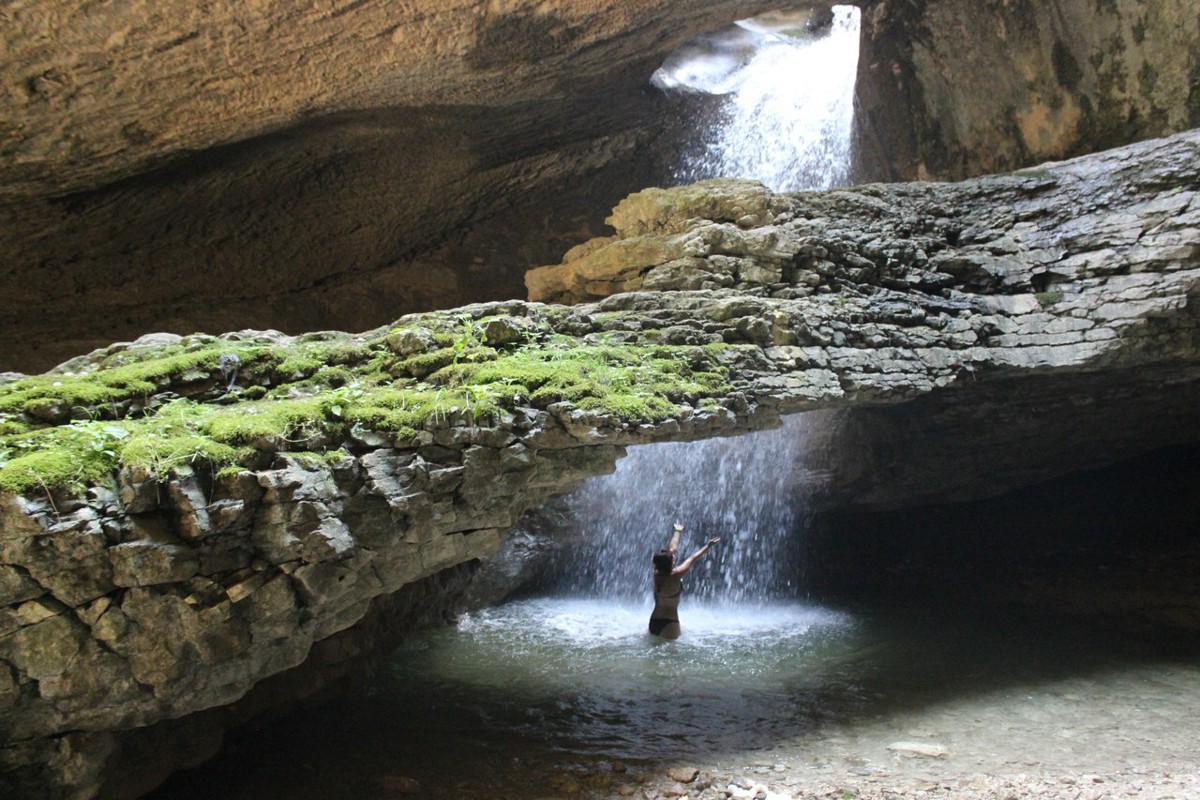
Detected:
left=0, top=131, right=1198, bottom=797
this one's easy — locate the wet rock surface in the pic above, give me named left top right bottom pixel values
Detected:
left=856, top=0, right=1200, bottom=181
left=4, top=0, right=1198, bottom=373
left=1, top=131, right=1199, bottom=797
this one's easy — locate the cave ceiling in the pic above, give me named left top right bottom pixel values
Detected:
left=2, top=0, right=1197, bottom=373
left=1, top=4, right=1200, bottom=794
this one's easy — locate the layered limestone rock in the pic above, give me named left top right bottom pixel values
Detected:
left=527, top=129, right=1200, bottom=504
left=0, top=0, right=785, bottom=373
left=3, top=0, right=1199, bottom=373
left=857, top=0, right=1200, bottom=180
left=2, top=130, right=1199, bottom=798
left=1, top=0, right=790, bottom=197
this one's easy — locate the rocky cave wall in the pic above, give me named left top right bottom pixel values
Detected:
left=3, top=1, right=1200, bottom=795
left=856, top=0, right=1200, bottom=180
left=3, top=0, right=1199, bottom=373
left=2, top=129, right=1199, bottom=798
left=0, top=0, right=786, bottom=373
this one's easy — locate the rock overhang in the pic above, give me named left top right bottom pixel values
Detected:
left=5, top=0, right=1200, bottom=377
left=1, top=127, right=1199, bottom=799
left=0, top=0, right=796, bottom=199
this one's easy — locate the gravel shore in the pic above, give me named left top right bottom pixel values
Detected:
left=666, top=769, right=1199, bottom=800
left=513, top=763, right=1200, bottom=800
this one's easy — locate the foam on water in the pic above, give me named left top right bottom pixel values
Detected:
left=458, top=597, right=850, bottom=647
left=381, top=595, right=860, bottom=759
left=443, top=597, right=854, bottom=693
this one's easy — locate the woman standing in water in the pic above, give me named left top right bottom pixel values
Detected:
left=649, top=522, right=720, bottom=639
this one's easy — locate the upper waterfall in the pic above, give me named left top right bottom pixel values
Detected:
left=656, top=6, right=862, bottom=192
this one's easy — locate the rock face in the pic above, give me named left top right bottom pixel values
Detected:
left=856, top=0, right=1200, bottom=180
left=527, top=130, right=1200, bottom=505
left=0, top=0, right=784, bottom=373
left=0, top=0, right=783, bottom=198
left=1, top=130, right=1199, bottom=797
left=2, top=0, right=1198, bottom=373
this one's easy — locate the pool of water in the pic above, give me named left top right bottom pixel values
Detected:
left=151, top=595, right=1200, bottom=799
left=381, top=599, right=857, bottom=760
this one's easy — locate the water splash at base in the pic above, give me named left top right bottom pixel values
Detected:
left=551, top=413, right=836, bottom=603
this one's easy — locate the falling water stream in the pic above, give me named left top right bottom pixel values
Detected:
left=552, top=415, right=826, bottom=602
left=149, top=9, right=1200, bottom=799
left=664, top=6, right=861, bottom=191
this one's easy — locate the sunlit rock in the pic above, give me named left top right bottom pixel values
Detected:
left=1, top=129, right=1198, bottom=798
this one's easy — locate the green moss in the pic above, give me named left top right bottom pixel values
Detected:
left=285, top=450, right=349, bottom=470
left=430, top=342, right=730, bottom=424
left=0, top=450, right=104, bottom=494
left=577, top=393, right=675, bottom=422
left=394, top=347, right=459, bottom=378
left=0, top=419, right=29, bottom=436
left=342, top=387, right=468, bottom=437
left=0, top=344, right=264, bottom=419
left=315, top=366, right=356, bottom=388
left=1012, top=168, right=1058, bottom=181
left=216, top=464, right=252, bottom=480
left=96, top=346, right=227, bottom=387
left=0, top=377, right=125, bottom=416
left=202, top=396, right=332, bottom=445
left=0, top=420, right=131, bottom=493
left=0, top=320, right=734, bottom=496
left=271, top=341, right=372, bottom=380
left=120, top=432, right=247, bottom=477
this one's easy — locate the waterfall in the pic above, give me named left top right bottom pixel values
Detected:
left=554, top=414, right=834, bottom=603
left=662, top=6, right=862, bottom=192
left=540, top=12, right=862, bottom=605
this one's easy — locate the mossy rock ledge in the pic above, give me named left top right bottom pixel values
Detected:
left=3, top=130, right=1200, bottom=798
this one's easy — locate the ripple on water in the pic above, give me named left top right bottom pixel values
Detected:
left=381, top=597, right=860, bottom=759
left=148, top=596, right=1200, bottom=800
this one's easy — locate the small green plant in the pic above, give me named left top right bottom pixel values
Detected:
left=451, top=315, right=483, bottom=364
left=323, top=384, right=366, bottom=421
left=0, top=314, right=736, bottom=496
left=1012, top=168, right=1058, bottom=180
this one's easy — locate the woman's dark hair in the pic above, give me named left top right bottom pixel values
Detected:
left=652, top=549, right=674, bottom=575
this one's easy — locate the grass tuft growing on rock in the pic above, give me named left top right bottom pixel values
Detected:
left=0, top=324, right=732, bottom=496
left=430, top=340, right=728, bottom=422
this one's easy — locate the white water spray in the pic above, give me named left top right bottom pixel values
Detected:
left=556, top=414, right=835, bottom=603
left=662, top=6, right=862, bottom=191
left=542, top=13, right=861, bottom=606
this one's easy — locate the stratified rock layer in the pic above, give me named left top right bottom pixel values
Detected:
left=856, top=0, right=1200, bottom=180
left=3, top=0, right=1198, bottom=373
left=0, top=0, right=786, bottom=374
left=2, top=130, right=1199, bottom=798
left=0, top=0, right=785, bottom=198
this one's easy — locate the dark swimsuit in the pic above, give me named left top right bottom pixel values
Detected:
left=649, top=573, right=683, bottom=635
